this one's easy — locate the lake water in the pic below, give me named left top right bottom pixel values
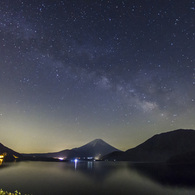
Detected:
left=0, top=161, right=195, bottom=195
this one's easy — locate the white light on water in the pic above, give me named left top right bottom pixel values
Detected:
left=74, top=159, right=78, bottom=170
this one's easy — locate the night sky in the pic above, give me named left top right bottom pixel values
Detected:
left=0, top=0, right=194, bottom=153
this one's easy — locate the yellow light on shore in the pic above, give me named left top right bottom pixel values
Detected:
left=0, top=153, right=7, bottom=163
left=0, top=154, right=5, bottom=165
left=0, top=159, right=3, bottom=165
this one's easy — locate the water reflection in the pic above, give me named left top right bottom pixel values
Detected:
left=129, top=163, right=195, bottom=188
left=74, top=159, right=78, bottom=170
left=59, top=161, right=120, bottom=182
left=1, top=161, right=195, bottom=195
left=87, top=161, right=93, bottom=169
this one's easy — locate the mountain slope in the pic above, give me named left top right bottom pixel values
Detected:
left=0, top=143, right=22, bottom=161
left=103, top=129, right=195, bottom=162
left=72, top=139, right=120, bottom=158
left=168, top=150, right=195, bottom=164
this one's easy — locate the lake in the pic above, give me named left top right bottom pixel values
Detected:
left=0, top=161, right=195, bottom=195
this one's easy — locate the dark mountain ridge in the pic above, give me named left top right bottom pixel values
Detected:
left=0, top=143, right=22, bottom=161
left=103, top=129, right=195, bottom=162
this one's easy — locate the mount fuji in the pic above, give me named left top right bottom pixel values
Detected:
left=23, top=139, right=120, bottom=160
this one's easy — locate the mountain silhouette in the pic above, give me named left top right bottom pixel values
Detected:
left=72, top=139, right=119, bottom=158
left=0, top=143, right=22, bottom=161
left=103, top=129, right=195, bottom=162
left=24, top=139, right=120, bottom=160
left=168, top=150, right=195, bottom=164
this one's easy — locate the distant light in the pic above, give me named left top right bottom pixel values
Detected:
left=74, top=159, right=78, bottom=163
left=58, top=157, right=64, bottom=161
left=0, top=154, right=5, bottom=165
left=0, top=153, right=6, bottom=159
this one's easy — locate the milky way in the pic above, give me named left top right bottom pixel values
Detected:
left=0, top=0, right=194, bottom=152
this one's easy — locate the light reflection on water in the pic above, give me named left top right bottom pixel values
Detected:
left=0, top=161, right=195, bottom=195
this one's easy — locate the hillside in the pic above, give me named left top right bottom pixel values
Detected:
left=0, top=143, right=22, bottom=161
left=103, top=129, right=195, bottom=162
